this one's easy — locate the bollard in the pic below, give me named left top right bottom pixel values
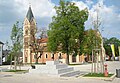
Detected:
left=116, top=69, right=120, bottom=78
left=104, top=63, right=108, bottom=77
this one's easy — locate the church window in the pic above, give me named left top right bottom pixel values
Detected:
left=51, top=53, right=54, bottom=60
left=46, top=54, right=48, bottom=58
left=30, top=29, right=34, bottom=34
left=25, top=57, right=27, bottom=62
left=59, top=53, right=62, bottom=59
left=25, top=30, right=28, bottom=35
left=25, top=42, right=28, bottom=45
left=39, top=54, right=42, bottom=58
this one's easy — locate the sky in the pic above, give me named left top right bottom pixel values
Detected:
left=0, top=0, right=120, bottom=48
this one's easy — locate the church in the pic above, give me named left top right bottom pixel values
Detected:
left=23, top=6, right=85, bottom=64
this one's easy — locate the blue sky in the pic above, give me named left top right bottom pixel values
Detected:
left=0, top=0, right=120, bottom=48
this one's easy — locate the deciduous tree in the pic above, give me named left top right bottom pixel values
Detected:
left=48, top=0, right=88, bottom=64
left=11, top=21, right=23, bottom=70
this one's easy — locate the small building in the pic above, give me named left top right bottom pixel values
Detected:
left=2, top=50, right=10, bottom=62
left=0, top=41, right=4, bottom=65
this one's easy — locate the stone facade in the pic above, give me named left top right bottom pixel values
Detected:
left=23, top=6, right=36, bottom=63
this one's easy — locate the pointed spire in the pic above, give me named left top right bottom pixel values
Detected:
left=26, top=5, right=34, bottom=22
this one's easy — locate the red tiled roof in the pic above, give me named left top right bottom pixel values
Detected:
left=38, top=38, right=48, bottom=43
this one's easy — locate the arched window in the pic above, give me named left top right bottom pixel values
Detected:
left=30, top=29, right=34, bottom=35
left=25, top=30, right=28, bottom=35
left=25, top=57, right=27, bottom=62
left=46, top=54, right=48, bottom=58
left=59, top=53, right=62, bottom=59
left=51, top=53, right=54, bottom=60
left=59, top=53, right=61, bottom=56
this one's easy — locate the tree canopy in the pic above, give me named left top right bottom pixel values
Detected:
left=11, top=21, right=23, bottom=53
left=10, top=21, right=23, bottom=70
left=103, top=37, right=120, bottom=57
left=48, top=0, right=88, bottom=64
left=83, top=29, right=102, bottom=55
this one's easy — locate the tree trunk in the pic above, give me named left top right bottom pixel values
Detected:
left=35, top=54, right=38, bottom=64
left=10, top=55, right=13, bottom=70
left=18, top=54, right=21, bottom=70
left=14, top=56, right=17, bottom=70
left=66, top=48, right=69, bottom=64
left=66, top=53, right=69, bottom=64
left=35, top=58, right=38, bottom=64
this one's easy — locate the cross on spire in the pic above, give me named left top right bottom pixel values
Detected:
left=26, top=4, right=34, bottom=22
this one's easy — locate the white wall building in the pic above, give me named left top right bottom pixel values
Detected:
left=0, top=41, right=4, bottom=65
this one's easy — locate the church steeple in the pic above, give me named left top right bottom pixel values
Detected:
left=23, top=5, right=36, bottom=63
left=26, top=6, right=34, bottom=22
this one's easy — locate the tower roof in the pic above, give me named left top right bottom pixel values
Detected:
left=0, top=41, right=4, bottom=45
left=26, top=6, right=34, bottom=22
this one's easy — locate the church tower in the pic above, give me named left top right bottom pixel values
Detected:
left=23, top=6, right=36, bottom=63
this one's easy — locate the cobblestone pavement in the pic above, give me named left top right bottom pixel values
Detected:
left=0, top=61, right=120, bottom=83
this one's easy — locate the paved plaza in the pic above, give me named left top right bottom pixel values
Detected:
left=0, top=61, right=120, bottom=83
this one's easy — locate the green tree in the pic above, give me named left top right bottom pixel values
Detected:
left=103, top=37, right=120, bottom=58
left=83, top=29, right=102, bottom=55
left=11, top=21, right=23, bottom=70
left=109, top=37, right=120, bottom=56
left=48, top=0, right=88, bottom=64
left=103, top=38, right=112, bottom=57
left=4, top=41, right=12, bottom=64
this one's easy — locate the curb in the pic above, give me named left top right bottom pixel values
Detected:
left=104, top=74, right=116, bottom=81
left=0, top=70, right=29, bottom=74
left=0, top=72, right=15, bottom=74
left=80, top=73, right=116, bottom=81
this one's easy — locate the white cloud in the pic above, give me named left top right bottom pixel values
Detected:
left=85, top=0, right=93, bottom=6
left=0, top=0, right=56, bottom=44
left=118, top=14, right=120, bottom=20
left=16, top=0, right=119, bottom=38
left=76, top=0, right=120, bottom=38
left=0, top=0, right=120, bottom=44
left=0, top=0, right=56, bottom=28
left=14, top=0, right=56, bottom=18
left=73, top=1, right=89, bottom=10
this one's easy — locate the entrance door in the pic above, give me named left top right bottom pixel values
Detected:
left=72, top=56, right=76, bottom=62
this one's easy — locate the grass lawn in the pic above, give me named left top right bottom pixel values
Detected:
left=83, top=73, right=113, bottom=77
left=69, top=63, right=90, bottom=66
left=6, top=70, right=27, bottom=72
left=69, top=64, right=82, bottom=66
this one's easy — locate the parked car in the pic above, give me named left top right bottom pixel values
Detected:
left=115, top=57, right=119, bottom=61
